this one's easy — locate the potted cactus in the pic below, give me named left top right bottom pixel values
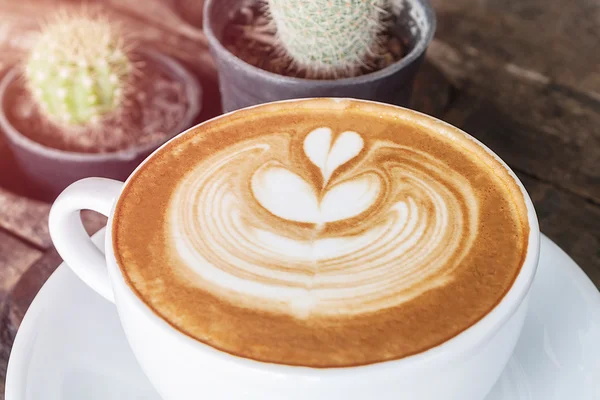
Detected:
left=0, top=12, right=201, bottom=197
left=204, top=0, right=436, bottom=112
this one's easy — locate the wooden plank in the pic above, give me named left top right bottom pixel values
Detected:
left=0, top=188, right=51, bottom=249
left=517, top=173, right=600, bottom=287
left=426, top=0, right=600, bottom=203
left=0, top=187, right=107, bottom=250
left=0, top=231, right=42, bottom=299
left=434, top=81, right=600, bottom=204
left=410, top=60, right=454, bottom=118
left=430, top=0, right=600, bottom=93
left=107, top=0, right=208, bottom=46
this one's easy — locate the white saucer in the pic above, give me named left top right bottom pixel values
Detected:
left=6, top=230, right=600, bottom=400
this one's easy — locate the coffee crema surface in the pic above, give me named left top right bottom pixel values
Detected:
left=113, top=99, right=529, bottom=367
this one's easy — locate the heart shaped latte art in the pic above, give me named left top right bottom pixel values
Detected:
left=170, top=127, right=479, bottom=317
left=251, top=128, right=380, bottom=225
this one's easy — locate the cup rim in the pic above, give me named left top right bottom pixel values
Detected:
left=106, top=98, right=540, bottom=378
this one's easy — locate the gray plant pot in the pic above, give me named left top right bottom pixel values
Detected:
left=204, top=0, right=436, bottom=113
left=0, top=49, right=202, bottom=197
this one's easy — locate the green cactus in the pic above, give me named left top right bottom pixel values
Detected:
left=266, top=0, right=388, bottom=77
left=24, top=13, right=132, bottom=126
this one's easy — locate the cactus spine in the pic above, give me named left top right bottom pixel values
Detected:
left=24, top=13, right=132, bottom=126
left=266, top=0, right=388, bottom=77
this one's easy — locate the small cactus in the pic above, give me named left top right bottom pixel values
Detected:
left=24, top=13, right=132, bottom=126
left=266, top=0, right=388, bottom=78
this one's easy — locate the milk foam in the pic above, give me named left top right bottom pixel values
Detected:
left=170, top=127, right=480, bottom=317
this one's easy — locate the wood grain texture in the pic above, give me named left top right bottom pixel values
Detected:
left=430, top=0, right=600, bottom=93
left=427, top=0, right=600, bottom=282
left=410, top=60, right=455, bottom=118
left=518, top=174, right=600, bottom=286
left=438, top=91, right=600, bottom=203
left=0, top=187, right=106, bottom=251
left=0, top=232, right=41, bottom=300
left=437, top=93, right=600, bottom=284
left=427, top=0, right=600, bottom=203
left=0, top=188, right=51, bottom=249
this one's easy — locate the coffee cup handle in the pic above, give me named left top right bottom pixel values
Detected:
left=49, top=177, right=123, bottom=303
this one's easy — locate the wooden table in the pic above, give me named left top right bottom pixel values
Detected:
left=0, top=0, right=598, bottom=396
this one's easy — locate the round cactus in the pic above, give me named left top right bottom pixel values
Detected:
left=24, top=13, right=132, bottom=126
left=266, top=0, right=388, bottom=77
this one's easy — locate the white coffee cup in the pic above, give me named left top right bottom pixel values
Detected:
left=49, top=100, right=540, bottom=400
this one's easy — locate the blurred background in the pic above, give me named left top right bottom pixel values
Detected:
left=0, top=0, right=598, bottom=395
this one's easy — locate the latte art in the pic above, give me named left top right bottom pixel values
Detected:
left=114, top=99, right=529, bottom=367
left=170, top=127, right=479, bottom=317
